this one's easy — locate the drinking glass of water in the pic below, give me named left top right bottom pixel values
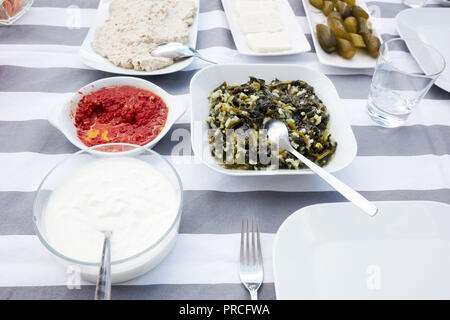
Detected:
left=367, top=38, right=445, bottom=128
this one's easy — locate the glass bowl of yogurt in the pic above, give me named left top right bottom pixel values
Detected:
left=32, top=143, right=183, bottom=283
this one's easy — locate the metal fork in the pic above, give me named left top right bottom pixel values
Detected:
left=239, top=217, right=263, bottom=300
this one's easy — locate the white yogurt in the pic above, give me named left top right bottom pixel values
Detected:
left=44, top=157, right=179, bottom=264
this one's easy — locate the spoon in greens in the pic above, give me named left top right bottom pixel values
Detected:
left=265, top=120, right=378, bottom=216
left=152, top=42, right=217, bottom=64
left=94, top=231, right=111, bottom=300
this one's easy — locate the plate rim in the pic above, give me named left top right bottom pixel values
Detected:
left=302, top=0, right=379, bottom=69
left=272, top=200, right=450, bottom=299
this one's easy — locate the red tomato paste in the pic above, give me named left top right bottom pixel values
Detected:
left=74, top=85, right=168, bottom=147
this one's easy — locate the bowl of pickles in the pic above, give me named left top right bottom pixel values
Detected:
left=305, top=0, right=381, bottom=65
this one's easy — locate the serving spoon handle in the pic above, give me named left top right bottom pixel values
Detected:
left=94, top=231, right=111, bottom=300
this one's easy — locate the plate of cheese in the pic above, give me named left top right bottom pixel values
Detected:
left=221, top=0, right=311, bottom=56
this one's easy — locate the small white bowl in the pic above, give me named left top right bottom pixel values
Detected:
left=48, top=76, right=186, bottom=153
left=190, top=64, right=358, bottom=176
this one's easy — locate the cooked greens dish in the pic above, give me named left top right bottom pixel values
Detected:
left=206, top=77, right=337, bottom=170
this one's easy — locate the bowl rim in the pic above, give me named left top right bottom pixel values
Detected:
left=32, top=143, right=184, bottom=267
left=48, top=76, right=185, bottom=155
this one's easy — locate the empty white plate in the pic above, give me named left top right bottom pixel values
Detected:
left=396, top=8, right=450, bottom=93
left=221, top=0, right=311, bottom=56
left=274, top=201, right=450, bottom=299
left=79, top=0, right=199, bottom=75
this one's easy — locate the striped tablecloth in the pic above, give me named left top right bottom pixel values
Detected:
left=1, top=0, right=449, bottom=300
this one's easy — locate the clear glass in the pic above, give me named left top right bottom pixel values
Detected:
left=0, top=0, right=33, bottom=25
left=367, top=38, right=445, bottom=128
left=403, top=0, right=427, bottom=8
left=33, top=143, right=183, bottom=283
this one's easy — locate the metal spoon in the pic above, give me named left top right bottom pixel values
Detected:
left=94, top=231, right=111, bottom=300
left=152, top=42, right=217, bottom=64
left=265, top=120, right=378, bottom=216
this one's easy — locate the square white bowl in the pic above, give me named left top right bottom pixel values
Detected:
left=190, top=64, right=357, bottom=176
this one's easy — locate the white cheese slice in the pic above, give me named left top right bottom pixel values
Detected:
left=239, top=11, right=283, bottom=34
left=234, top=0, right=276, bottom=15
left=246, top=31, right=292, bottom=53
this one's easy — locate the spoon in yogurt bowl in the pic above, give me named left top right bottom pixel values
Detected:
left=265, top=120, right=378, bottom=217
left=94, top=231, right=112, bottom=300
left=152, top=42, right=217, bottom=64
